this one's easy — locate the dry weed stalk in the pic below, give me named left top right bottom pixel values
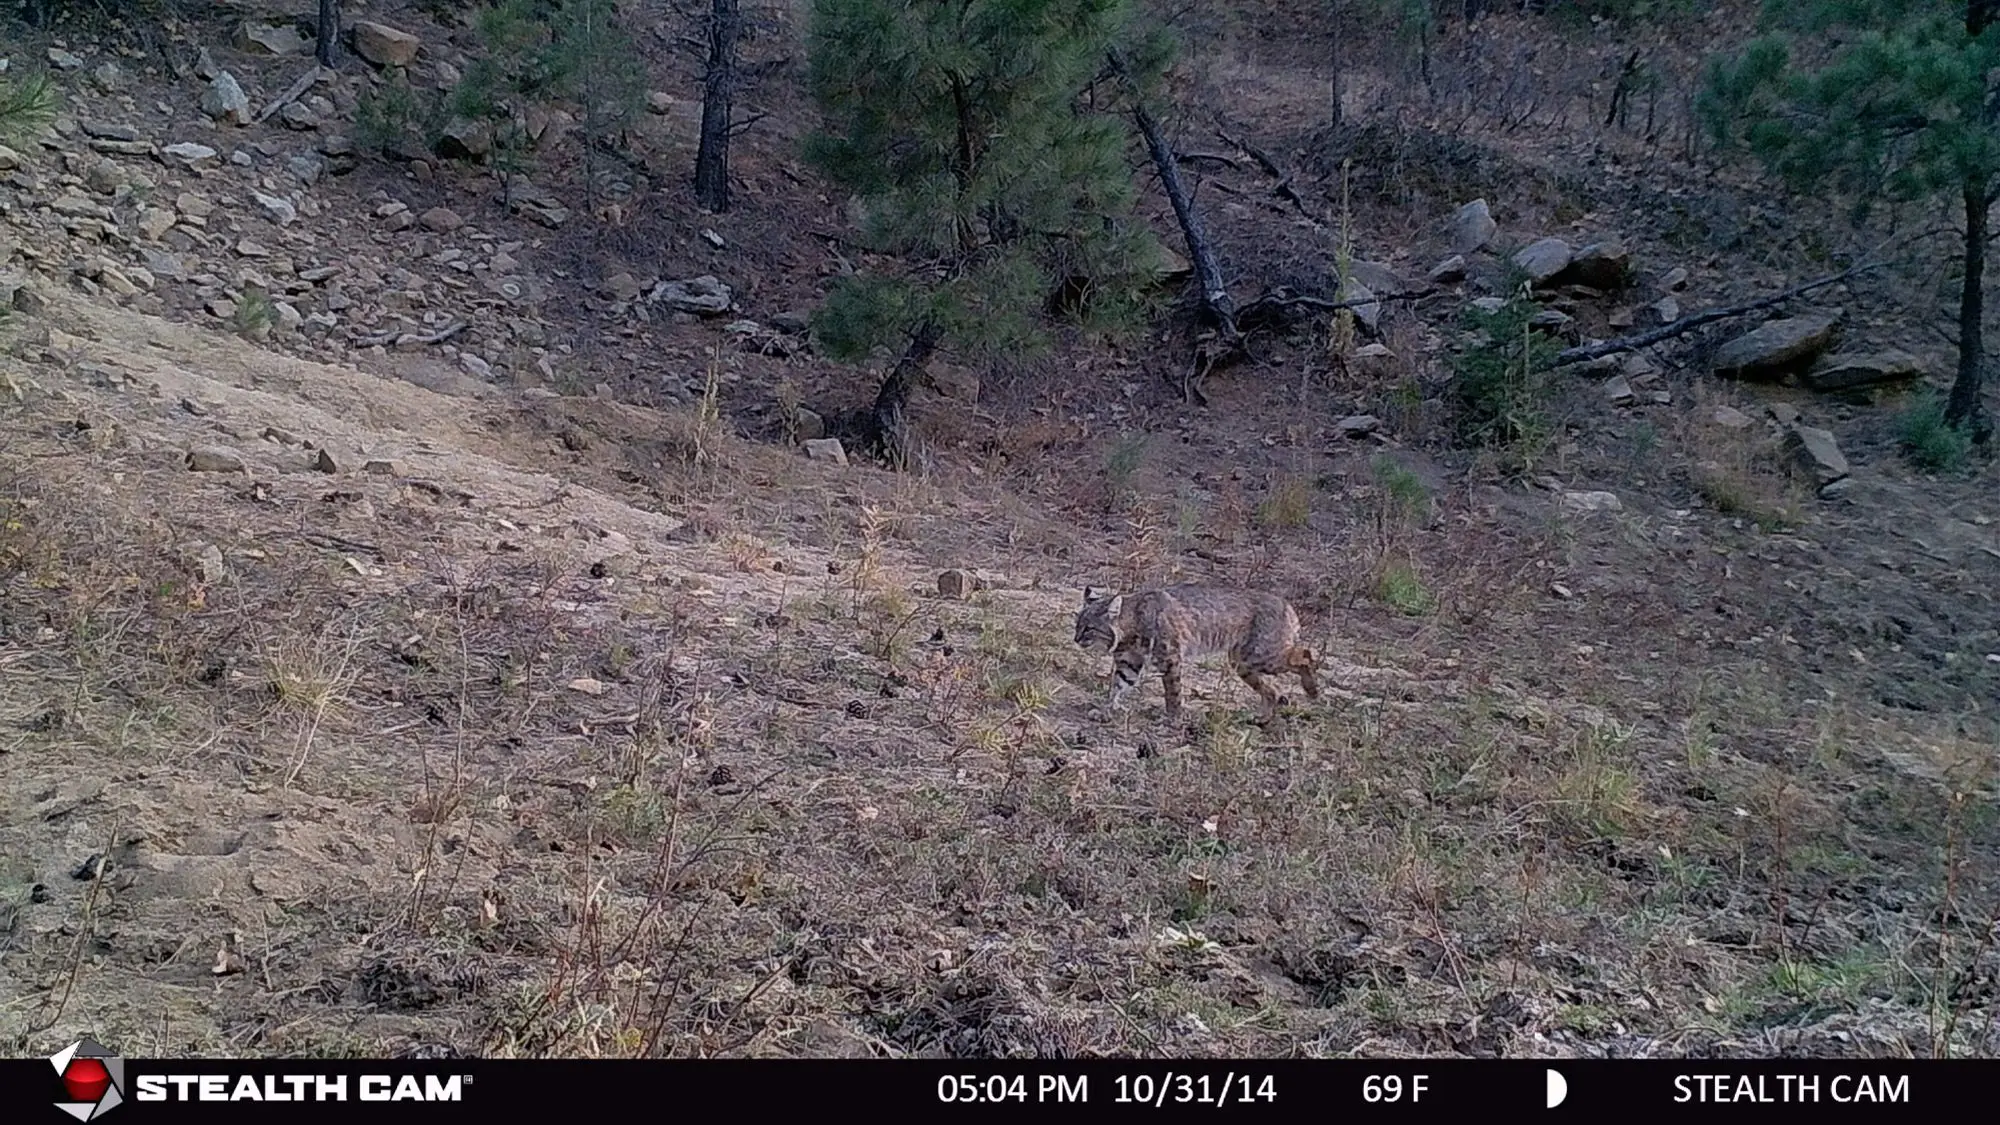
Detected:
left=1120, top=499, right=1163, bottom=592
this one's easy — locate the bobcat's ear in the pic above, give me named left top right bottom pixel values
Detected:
left=1105, top=595, right=1123, bottom=617
left=1082, top=585, right=1105, bottom=603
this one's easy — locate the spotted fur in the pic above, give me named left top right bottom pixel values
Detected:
left=1073, top=584, right=1322, bottom=722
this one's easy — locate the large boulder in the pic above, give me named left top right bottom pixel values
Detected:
left=1512, top=237, right=1572, bottom=285
left=1712, top=313, right=1842, bottom=380
left=1559, top=239, right=1632, bottom=290
left=351, top=21, right=421, bottom=68
left=1449, top=199, right=1497, bottom=255
left=1802, top=350, right=1925, bottom=392
left=200, top=72, right=252, bottom=126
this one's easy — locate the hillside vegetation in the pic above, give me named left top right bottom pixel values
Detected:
left=0, top=1, right=1994, bottom=1059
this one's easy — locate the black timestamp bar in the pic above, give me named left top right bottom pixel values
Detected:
left=3, top=1056, right=1993, bottom=1121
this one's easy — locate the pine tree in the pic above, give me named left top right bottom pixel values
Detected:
left=804, top=0, right=1169, bottom=467
left=1702, top=0, right=2000, bottom=444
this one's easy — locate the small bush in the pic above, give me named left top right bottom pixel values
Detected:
left=1449, top=291, right=1560, bottom=456
left=1255, top=476, right=1313, bottom=529
left=0, top=70, right=58, bottom=142
left=1377, top=560, right=1434, bottom=616
left=1897, top=392, right=1972, bottom=473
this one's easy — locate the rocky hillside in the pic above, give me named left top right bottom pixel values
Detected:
left=1, top=3, right=1996, bottom=1059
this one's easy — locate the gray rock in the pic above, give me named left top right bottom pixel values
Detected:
left=1428, top=255, right=1467, bottom=284
left=1785, top=424, right=1850, bottom=484
left=47, top=47, right=85, bottom=71
left=1710, top=405, right=1756, bottom=429
left=420, top=206, right=464, bottom=233
left=352, top=21, right=422, bottom=68
left=1562, top=240, right=1632, bottom=290
left=1660, top=267, right=1689, bottom=291
left=186, top=446, right=247, bottom=473
left=1802, top=350, right=1925, bottom=392
left=279, top=101, right=319, bottom=131
left=253, top=190, right=297, bottom=226
left=1335, top=414, right=1381, bottom=437
left=235, top=20, right=310, bottom=56
left=202, top=72, right=253, bottom=127
left=649, top=275, right=733, bottom=315
left=434, top=118, right=493, bottom=161
left=1450, top=199, right=1497, bottom=255
left=1713, top=313, right=1842, bottom=379
left=793, top=407, right=826, bottom=441
left=90, top=60, right=126, bottom=91
left=1513, top=237, right=1572, bottom=285
left=1652, top=295, right=1680, bottom=323
left=160, top=142, right=220, bottom=170
left=1603, top=374, right=1635, bottom=405
left=1336, top=275, right=1380, bottom=332
left=803, top=438, right=848, bottom=464
left=0, top=144, right=21, bottom=171
left=80, top=121, right=141, bottom=142
left=1559, top=489, right=1623, bottom=514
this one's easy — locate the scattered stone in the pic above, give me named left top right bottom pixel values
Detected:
left=567, top=677, right=609, bottom=696
left=1652, top=295, right=1680, bottom=323
left=1428, top=255, right=1467, bottom=284
left=646, top=91, right=675, bottom=114
left=0, top=144, right=21, bottom=171
left=1469, top=296, right=1507, bottom=314
left=434, top=117, right=493, bottom=161
left=352, top=21, right=422, bottom=68
left=287, top=153, right=326, bottom=184
left=1335, top=414, right=1381, bottom=437
left=1562, top=240, right=1632, bottom=290
left=507, top=182, right=569, bottom=228
left=48, top=47, right=85, bottom=71
left=1819, top=477, right=1855, bottom=501
left=1603, top=374, right=1635, bottom=405
left=1608, top=307, right=1635, bottom=329
left=235, top=238, right=271, bottom=258
left=1449, top=199, right=1497, bottom=255
left=1336, top=274, right=1381, bottom=332
left=183, top=542, right=225, bottom=585
left=1710, top=405, right=1756, bottom=429
left=80, top=121, right=141, bottom=142
left=186, top=446, right=246, bottom=473
left=937, top=569, right=988, bottom=600
left=84, top=158, right=123, bottom=195
left=312, top=448, right=349, bottom=474
left=194, top=47, right=219, bottom=81
left=1802, top=350, right=1925, bottom=392
left=1528, top=308, right=1575, bottom=337
left=793, top=406, right=826, bottom=441
left=419, top=206, right=464, bottom=233
left=803, top=437, right=848, bottom=465
left=701, top=228, right=726, bottom=249
left=235, top=20, right=310, bottom=56
left=363, top=458, right=407, bottom=476
left=279, top=101, right=319, bottom=131
left=1660, top=266, right=1689, bottom=291
left=1785, top=424, right=1850, bottom=485
left=649, top=275, right=733, bottom=315
left=161, top=142, right=220, bottom=171
left=1559, top=489, right=1623, bottom=514
left=1513, top=237, right=1573, bottom=285
left=461, top=353, right=492, bottom=378
left=1770, top=403, right=1801, bottom=426
left=1713, top=312, right=1842, bottom=379
left=252, top=190, right=297, bottom=226
left=202, top=72, right=254, bottom=126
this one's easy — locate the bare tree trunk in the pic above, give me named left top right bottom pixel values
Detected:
left=1947, top=180, right=1992, bottom=442
left=695, top=0, right=741, bottom=213
left=1130, top=101, right=1238, bottom=342
left=870, top=322, right=942, bottom=469
left=317, top=0, right=339, bottom=69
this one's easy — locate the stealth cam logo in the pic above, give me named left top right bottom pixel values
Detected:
left=50, top=1038, right=125, bottom=1121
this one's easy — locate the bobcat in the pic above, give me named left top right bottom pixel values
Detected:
left=1073, top=584, right=1322, bottom=722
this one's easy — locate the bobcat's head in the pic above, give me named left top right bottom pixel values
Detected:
left=1073, top=586, right=1123, bottom=654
